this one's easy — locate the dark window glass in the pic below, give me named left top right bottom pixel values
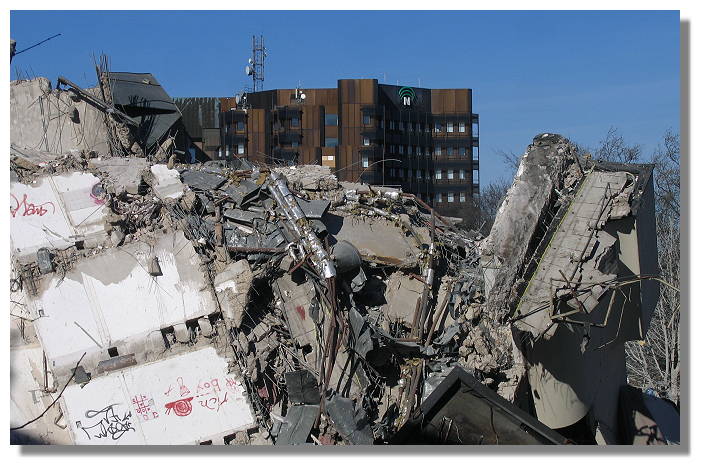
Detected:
left=363, top=115, right=371, bottom=125
left=236, top=121, right=245, bottom=131
left=325, top=114, right=338, bottom=126
left=325, top=137, right=338, bottom=147
left=291, top=117, right=300, bottom=127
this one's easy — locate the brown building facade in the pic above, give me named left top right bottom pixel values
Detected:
left=179, top=79, right=479, bottom=217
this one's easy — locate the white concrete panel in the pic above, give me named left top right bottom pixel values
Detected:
left=33, top=231, right=218, bottom=368
left=62, top=347, right=255, bottom=445
left=10, top=172, right=109, bottom=258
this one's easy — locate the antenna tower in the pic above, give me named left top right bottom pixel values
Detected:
left=245, top=35, right=266, bottom=92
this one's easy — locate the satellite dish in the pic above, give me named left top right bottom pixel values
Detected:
left=248, top=58, right=254, bottom=65
left=235, top=94, right=241, bottom=104
left=300, top=93, right=306, bottom=100
left=245, top=65, right=253, bottom=76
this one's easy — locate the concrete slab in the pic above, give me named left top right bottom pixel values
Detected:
left=31, top=230, right=217, bottom=370
left=61, top=347, right=255, bottom=445
left=10, top=171, right=110, bottom=259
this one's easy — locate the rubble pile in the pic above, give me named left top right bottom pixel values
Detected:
left=10, top=117, right=668, bottom=443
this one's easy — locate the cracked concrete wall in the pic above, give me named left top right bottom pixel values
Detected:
left=11, top=78, right=110, bottom=155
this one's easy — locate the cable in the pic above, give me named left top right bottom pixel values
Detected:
left=11, top=352, right=86, bottom=431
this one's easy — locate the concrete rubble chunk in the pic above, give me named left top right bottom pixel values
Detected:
left=214, top=259, right=253, bottom=328
left=150, top=164, right=185, bottom=200
left=89, top=156, right=149, bottom=195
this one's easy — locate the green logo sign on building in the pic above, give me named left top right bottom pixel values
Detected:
left=398, top=87, right=416, bottom=107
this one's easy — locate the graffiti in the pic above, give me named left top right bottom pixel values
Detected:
left=164, top=397, right=194, bottom=417
left=200, top=392, right=228, bottom=412
left=90, top=183, right=106, bottom=205
left=10, top=193, right=56, bottom=218
left=132, top=394, right=159, bottom=421
left=196, top=378, right=221, bottom=397
left=177, top=377, right=191, bottom=397
left=225, top=377, right=241, bottom=391
left=76, top=404, right=135, bottom=441
left=163, top=376, right=238, bottom=416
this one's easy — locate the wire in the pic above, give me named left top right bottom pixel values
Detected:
left=11, top=352, right=86, bottom=431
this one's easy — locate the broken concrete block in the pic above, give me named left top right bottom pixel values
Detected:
left=150, top=164, right=185, bottom=200
left=198, top=317, right=213, bottom=336
left=173, top=323, right=190, bottom=343
left=214, top=259, right=253, bottom=328
left=89, top=157, right=149, bottom=195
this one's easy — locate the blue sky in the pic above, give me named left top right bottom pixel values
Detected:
left=10, top=10, right=680, bottom=185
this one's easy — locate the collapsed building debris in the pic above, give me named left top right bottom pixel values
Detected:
left=10, top=110, right=669, bottom=444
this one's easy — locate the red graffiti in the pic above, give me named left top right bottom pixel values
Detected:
left=90, top=183, right=106, bottom=205
left=164, top=397, right=193, bottom=417
left=177, top=377, right=191, bottom=397
left=10, top=193, right=56, bottom=218
left=225, top=378, right=241, bottom=391
left=296, top=305, right=306, bottom=321
left=199, top=392, right=228, bottom=412
left=132, top=394, right=159, bottom=421
left=196, top=378, right=221, bottom=397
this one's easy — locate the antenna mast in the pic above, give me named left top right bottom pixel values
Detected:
left=245, top=35, right=266, bottom=92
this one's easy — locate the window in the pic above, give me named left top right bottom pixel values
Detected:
left=448, top=192, right=455, bottom=203
left=426, top=147, right=431, bottom=157
left=363, top=115, right=371, bottom=125
left=472, top=146, right=479, bottom=159
left=447, top=169, right=454, bottom=180
left=362, top=155, right=369, bottom=168
left=459, top=147, right=467, bottom=157
left=459, top=169, right=466, bottom=180
left=237, top=143, right=245, bottom=155
left=390, top=168, right=396, bottom=177
left=435, top=146, right=442, bottom=156
left=363, top=137, right=370, bottom=146
left=416, top=123, right=421, bottom=132
left=436, top=193, right=443, bottom=203
left=225, top=124, right=229, bottom=134
left=291, top=141, right=299, bottom=148
left=472, top=122, right=479, bottom=137
left=325, top=114, right=338, bottom=126
left=408, top=169, right=413, bottom=179
left=416, top=146, right=422, bottom=156
left=459, top=122, right=466, bottom=133
left=218, top=147, right=222, bottom=158
left=399, top=145, right=404, bottom=155
left=237, top=121, right=246, bottom=131
left=389, top=121, right=395, bottom=130
left=399, top=121, right=404, bottom=131
left=416, top=169, right=422, bottom=180
left=434, top=122, right=442, bottom=133
left=408, top=145, right=412, bottom=155
left=447, top=122, right=454, bottom=133
left=459, top=192, right=466, bottom=202
left=435, top=169, right=442, bottom=180
left=325, top=137, right=338, bottom=147
left=291, top=117, right=300, bottom=127
left=448, top=147, right=455, bottom=157
left=426, top=123, right=432, bottom=133
left=426, top=171, right=431, bottom=181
